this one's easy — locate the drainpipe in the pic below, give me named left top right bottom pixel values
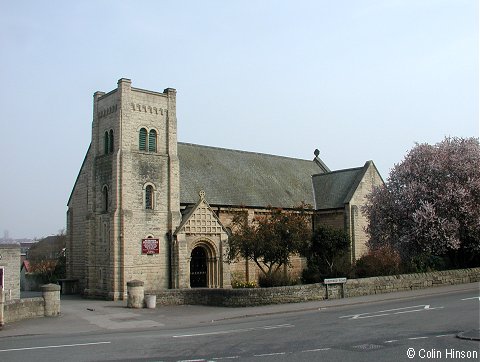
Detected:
left=167, top=230, right=172, bottom=289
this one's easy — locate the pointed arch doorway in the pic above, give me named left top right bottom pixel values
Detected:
left=190, top=246, right=207, bottom=288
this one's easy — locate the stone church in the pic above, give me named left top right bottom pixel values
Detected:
left=67, top=78, right=384, bottom=300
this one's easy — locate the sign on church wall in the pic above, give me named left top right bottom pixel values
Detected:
left=141, top=238, right=159, bottom=254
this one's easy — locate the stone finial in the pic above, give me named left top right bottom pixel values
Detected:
left=41, top=283, right=61, bottom=317
left=199, top=190, right=206, bottom=200
left=314, top=149, right=320, bottom=157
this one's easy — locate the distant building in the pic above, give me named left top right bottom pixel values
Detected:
left=19, top=239, right=37, bottom=263
left=0, top=241, right=21, bottom=300
left=0, top=238, right=36, bottom=264
left=67, top=79, right=384, bottom=300
left=20, top=260, right=35, bottom=292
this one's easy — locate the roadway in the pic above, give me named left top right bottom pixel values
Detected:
left=0, top=283, right=478, bottom=361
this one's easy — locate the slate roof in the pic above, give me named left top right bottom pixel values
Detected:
left=0, top=239, right=20, bottom=247
left=178, top=143, right=325, bottom=208
left=312, top=161, right=372, bottom=210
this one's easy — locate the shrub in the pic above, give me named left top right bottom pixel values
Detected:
left=232, top=280, right=257, bottom=288
left=302, top=226, right=351, bottom=283
left=302, top=253, right=354, bottom=283
left=258, top=272, right=296, bottom=287
left=355, top=244, right=402, bottom=277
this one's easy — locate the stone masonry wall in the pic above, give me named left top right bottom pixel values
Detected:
left=314, top=210, right=345, bottom=231
left=348, top=161, right=384, bottom=260
left=119, top=83, right=178, bottom=295
left=345, top=268, right=480, bottom=297
left=0, top=244, right=21, bottom=300
left=3, top=284, right=61, bottom=324
left=4, top=297, right=45, bottom=323
left=153, top=268, right=479, bottom=307
left=67, top=149, right=93, bottom=293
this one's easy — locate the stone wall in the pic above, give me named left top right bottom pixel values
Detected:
left=152, top=268, right=479, bottom=307
left=345, top=268, right=480, bottom=298
left=155, top=283, right=329, bottom=307
left=4, top=297, right=45, bottom=323
left=1, top=283, right=61, bottom=326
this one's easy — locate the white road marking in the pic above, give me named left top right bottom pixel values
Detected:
left=384, top=340, right=398, bottom=343
left=301, top=348, right=331, bottom=352
left=172, top=324, right=294, bottom=338
left=436, top=334, right=454, bottom=338
left=0, top=341, right=111, bottom=353
left=212, top=357, right=240, bottom=360
left=340, top=304, right=443, bottom=320
left=254, top=352, right=286, bottom=357
left=461, top=296, right=480, bottom=301
left=408, top=336, right=429, bottom=340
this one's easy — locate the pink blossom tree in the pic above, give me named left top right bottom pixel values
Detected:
left=363, top=137, right=480, bottom=268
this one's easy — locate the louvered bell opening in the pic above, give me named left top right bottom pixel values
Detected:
left=109, top=130, right=114, bottom=153
left=104, top=132, right=109, bottom=155
left=139, top=128, right=147, bottom=151
left=148, top=130, right=157, bottom=152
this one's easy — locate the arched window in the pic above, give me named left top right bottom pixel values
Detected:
left=102, top=185, right=109, bottom=212
left=139, top=128, right=147, bottom=151
left=104, top=131, right=109, bottom=155
left=109, top=130, right=114, bottom=153
left=145, top=185, right=154, bottom=210
left=148, top=130, right=157, bottom=152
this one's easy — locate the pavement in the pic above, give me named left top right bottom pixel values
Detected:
left=2, top=282, right=479, bottom=339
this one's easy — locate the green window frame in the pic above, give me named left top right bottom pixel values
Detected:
left=139, top=128, right=147, bottom=151
left=109, top=130, right=114, bottom=153
left=148, top=130, right=157, bottom=152
left=104, top=131, right=109, bottom=155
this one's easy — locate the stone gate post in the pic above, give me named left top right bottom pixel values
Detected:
left=41, top=283, right=61, bottom=317
left=127, top=280, right=145, bottom=308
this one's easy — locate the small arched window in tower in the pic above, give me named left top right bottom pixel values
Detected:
left=109, top=130, right=114, bottom=153
left=102, top=185, right=109, bottom=212
left=104, top=131, right=109, bottom=155
left=139, top=128, right=147, bottom=151
left=148, top=129, right=157, bottom=152
left=145, top=185, right=154, bottom=210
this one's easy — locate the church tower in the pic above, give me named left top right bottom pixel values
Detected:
left=69, top=78, right=181, bottom=300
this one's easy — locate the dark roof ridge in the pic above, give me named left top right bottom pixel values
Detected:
left=178, top=142, right=318, bottom=164
left=312, top=164, right=364, bottom=178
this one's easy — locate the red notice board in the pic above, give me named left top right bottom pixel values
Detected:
left=141, top=238, right=159, bottom=255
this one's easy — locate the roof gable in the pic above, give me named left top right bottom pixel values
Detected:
left=175, top=191, right=228, bottom=236
left=178, top=143, right=325, bottom=208
left=312, top=161, right=374, bottom=210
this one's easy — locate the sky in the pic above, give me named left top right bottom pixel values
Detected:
left=0, top=0, right=478, bottom=239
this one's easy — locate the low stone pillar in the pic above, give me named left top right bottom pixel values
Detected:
left=0, top=289, right=4, bottom=329
left=41, top=283, right=61, bottom=317
left=127, top=280, right=144, bottom=308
